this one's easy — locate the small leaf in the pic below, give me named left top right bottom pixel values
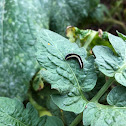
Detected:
left=93, top=46, right=120, bottom=77
left=108, top=34, right=126, bottom=59
left=0, top=97, right=64, bottom=126
left=117, top=31, right=126, bottom=41
left=93, top=33, right=126, bottom=87
left=52, top=94, right=86, bottom=114
left=107, top=86, right=126, bottom=107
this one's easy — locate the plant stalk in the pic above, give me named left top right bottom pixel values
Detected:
left=104, top=18, right=126, bottom=33
left=84, top=31, right=97, bottom=49
left=69, top=113, right=83, bottom=126
left=90, top=78, right=114, bottom=102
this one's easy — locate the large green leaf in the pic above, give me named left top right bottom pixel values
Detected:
left=93, top=34, right=126, bottom=87
left=36, top=29, right=97, bottom=113
left=0, top=97, right=63, bottom=126
left=107, top=86, right=126, bottom=107
left=83, top=102, right=126, bottom=126
left=0, top=0, right=49, bottom=100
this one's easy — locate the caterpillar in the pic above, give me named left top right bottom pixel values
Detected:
left=65, top=54, right=83, bottom=69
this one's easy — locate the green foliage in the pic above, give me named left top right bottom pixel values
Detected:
left=36, top=29, right=126, bottom=126
left=0, top=0, right=48, bottom=100
left=107, top=86, right=126, bottom=107
left=66, top=27, right=112, bottom=50
left=117, top=31, right=126, bottom=41
left=50, top=0, right=105, bottom=35
left=93, top=34, right=126, bottom=87
left=1, top=0, right=126, bottom=125
left=0, top=0, right=106, bottom=101
left=36, top=29, right=97, bottom=113
left=0, top=97, right=63, bottom=126
left=30, top=84, right=77, bottom=126
left=83, top=102, right=126, bottom=126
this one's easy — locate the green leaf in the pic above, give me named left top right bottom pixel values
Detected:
left=93, top=33, right=126, bottom=87
left=83, top=102, right=98, bottom=126
left=107, top=86, right=126, bottom=107
left=46, top=96, right=61, bottom=117
left=40, top=116, right=64, bottom=126
left=117, top=31, right=126, bottom=41
left=52, top=94, right=86, bottom=114
left=36, top=29, right=97, bottom=93
left=0, top=97, right=64, bottom=126
left=93, top=46, right=119, bottom=77
left=0, top=0, right=49, bottom=100
left=108, top=34, right=125, bottom=59
left=36, top=29, right=97, bottom=113
left=46, top=95, right=77, bottom=125
left=92, top=107, right=126, bottom=126
left=83, top=102, right=126, bottom=126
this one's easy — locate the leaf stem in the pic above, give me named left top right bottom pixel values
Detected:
left=69, top=113, right=83, bottom=126
left=90, top=78, right=114, bottom=102
left=84, top=31, right=97, bottom=49
left=104, top=18, right=126, bottom=33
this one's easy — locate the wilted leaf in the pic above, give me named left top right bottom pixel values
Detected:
left=32, top=70, right=44, bottom=91
left=66, top=27, right=112, bottom=50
